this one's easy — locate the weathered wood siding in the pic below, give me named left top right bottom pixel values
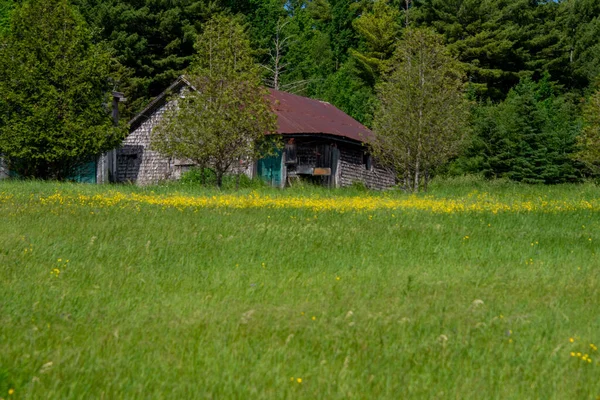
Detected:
left=0, top=157, right=8, bottom=180
left=116, top=103, right=175, bottom=185
left=338, top=146, right=395, bottom=190
left=116, top=100, right=394, bottom=189
left=291, top=141, right=394, bottom=189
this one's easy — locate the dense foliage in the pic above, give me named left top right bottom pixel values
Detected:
left=453, top=76, right=582, bottom=183
left=371, top=28, right=470, bottom=191
left=1, top=0, right=600, bottom=182
left=0, top=0, right=126, bottom=179
left=151, top=16, right=278, bottom=188
left=0, top=0, right=12, bottom=34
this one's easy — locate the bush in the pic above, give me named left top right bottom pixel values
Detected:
left=180, top=168, right=267, bottom=189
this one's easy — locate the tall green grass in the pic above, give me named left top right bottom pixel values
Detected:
left=1, top=180, right=599, bottom=399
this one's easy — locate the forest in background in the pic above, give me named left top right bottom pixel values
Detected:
left=1, top=0, right=600, bottom=183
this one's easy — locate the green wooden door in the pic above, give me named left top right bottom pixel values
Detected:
left=67, top=158, right=97, bottom=183
left=257, top=150, right=283, bottom=187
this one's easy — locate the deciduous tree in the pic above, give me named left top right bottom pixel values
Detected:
left=371, top=28, right=470, bottom=191
left=151, top=15, right=278, bottom=188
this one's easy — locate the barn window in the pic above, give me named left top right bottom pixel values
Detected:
left=363, top=152, right=372, bottom=171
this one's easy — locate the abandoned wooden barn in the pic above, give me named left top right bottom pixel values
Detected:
left=103, top=76, right=395, bottom=189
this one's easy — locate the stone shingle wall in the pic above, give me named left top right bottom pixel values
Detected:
left=339, top=146, right=395, bottom=190
left=0, top=157, right=8, bottom=180
left=288, top=140, right=395, bottom=189
left=117, top=103, right=176, bottom=185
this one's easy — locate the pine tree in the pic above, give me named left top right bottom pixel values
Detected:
left=0, top=0, right=12, bottom=35
left=469, top=76, right=581, bottom=183
left=413, top=0, right=540, bottom=100
left=575, top=89, right=600, bottom=175
left=556, top=0, right=600, bottom=90
left=72, top=0, right=222, bottom=115
left=350, top=0, right=401, bottom=83
left=0, top=0, right=126, bottom=179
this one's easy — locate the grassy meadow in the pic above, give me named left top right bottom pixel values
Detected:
left=1, top=178, right=600, bottom=399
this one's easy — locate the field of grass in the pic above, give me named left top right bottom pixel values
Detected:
left=1, top=179, right=600, bottom=399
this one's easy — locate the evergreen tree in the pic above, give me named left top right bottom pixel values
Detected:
left=0, top=0, right=12, bottom=35
left=556, top=0, right=600, bottom=90
left=413, top=0, right=542, bottom=100
left=575, top=88, right=600, bottom=175
left=0, top=0, right=126, bottom=179
left=72, top=0, right=221, bottom=114
left=461, top=76, right=581, bottom=183
left=350, top=0, right=401, bottom=84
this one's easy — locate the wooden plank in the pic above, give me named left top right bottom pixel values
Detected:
left=296, top=165, right=314, bottom=175
left=313, top=168, right=331, bottom=176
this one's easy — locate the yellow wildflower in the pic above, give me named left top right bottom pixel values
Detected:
left=8, top=388, right=14, bottom=395
left=297, top=378, right=302, bottom=383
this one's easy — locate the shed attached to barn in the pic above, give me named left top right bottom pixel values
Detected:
left=109, top=76, right=395, bottom=189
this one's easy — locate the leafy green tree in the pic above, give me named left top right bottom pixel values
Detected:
left=151, top=15, right=278, bottom=188
left=371, top=28, right=470, bottom=192
left=318, top=58, right=376, bottom=126
left=0, top=0, right=126, bottom=179
left=273, top=2, right=335, bottom=95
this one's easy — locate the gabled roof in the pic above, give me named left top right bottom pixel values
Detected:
left=128, top=76, right=372, bottom=143
left=268, top=89, right=372, bottom=142
left=128, top=76, right=192, bottom=132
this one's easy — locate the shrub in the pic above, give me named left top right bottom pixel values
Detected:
left=180, top=168, right=267, bottom=189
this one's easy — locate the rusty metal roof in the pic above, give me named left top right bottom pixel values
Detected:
left=269, top=89, right=372, bottom=143
left=129, top=76, right=372, bottom=143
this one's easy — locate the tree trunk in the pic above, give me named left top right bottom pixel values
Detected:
left=414, top=156, right=420, bottom=192
left=216, top=170, right=223, bottom=189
